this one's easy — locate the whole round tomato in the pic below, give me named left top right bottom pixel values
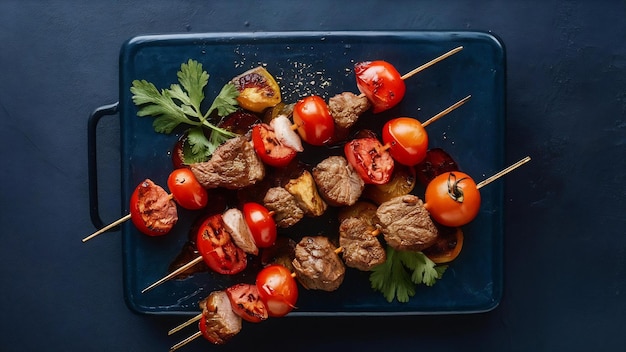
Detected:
left=423, top=227, right=464, bottom=264
left=344, top=137, right=395, bottom=185
left=382, top=117, right=428, bottom=166
left=354, top=60, right=406, bottom=113
left=243, top=202, right=277, bottom=248
left=129, top=179, right=177, bottom=236
left=251, top=123, right=297, bottom=167
left=225, top=283, right=268, bottom=323
left=292, top=95, right=335, bottom=146
left=256, top=264, right=298, bottom=317
left=167, top=168, right=208, bottom=210
left=424, top=171, right=481, bottom=227
left=196, top=214, right=247, bottom=275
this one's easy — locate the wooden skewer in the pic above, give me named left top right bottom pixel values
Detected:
left=168, top=313, right=203, bottom=335
left=476, top=156, right=531, bottom=189
left=82, top=214, right=131, bottom=242
left=82, top=193, right=174, bottom=243
left=170, top=331, right=203, bottom=352
left=401, top=46, right=463, bottom=80
left=421, top=95, right=471, bottom=128
left=357, top=46, right=463, bottom=99
left=378, top=95, right=471, bottom=153
left=141, top=256, right=204, bottom=294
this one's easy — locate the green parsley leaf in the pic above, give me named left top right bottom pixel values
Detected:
left=369, top=246, right=447, bottom=303
left=130, top=59, right=239, bottom=162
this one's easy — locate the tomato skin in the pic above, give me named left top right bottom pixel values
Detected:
left=171, top=133, right=188, bottom=169
left=243, top=202, right=277, bottom=248
left=415, top=148, right=459, bottom=186
left=424, top=171, right=481, bottom=227
left=256, top=264, right=298, bottom=317
left=129, top=180, right=177, bottom=236
left=292, top=95, right=335, bottom=146
left=167, top=168, right=208, bottom=210
left=382, top=117, right=428, bottom=166
left=225, top=283, right=269, bottom=323
left=344, top=137, right=395, bottom=185
left=354, top=60, right=406, bottom=113
left=196, top=214, right=247, bottom=275
left=251, top=124, right=297, bottom=167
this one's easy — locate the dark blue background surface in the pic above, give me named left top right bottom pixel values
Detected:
left=1, top=1, right=625, bottom=351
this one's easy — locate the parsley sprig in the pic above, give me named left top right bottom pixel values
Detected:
left=370, top=246, right=447, bottom=303
left=130, top=59, right=240, bottom=163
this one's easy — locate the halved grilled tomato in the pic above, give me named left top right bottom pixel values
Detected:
left=225, top=283, right=268, bottom=323
left=231, top=67, right=281, bottom=113
left=423, top=227, right=464, bottom=264
left=196, top=214, right=247, bottom=275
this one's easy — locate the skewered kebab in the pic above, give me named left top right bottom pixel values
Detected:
left=82, top=168, right=208, bottom=242
left=165, top=157, right=532, bottom=349
left=143, top=92, right=474, bottom=292
left=86, top=49, right=464, bottom=243
left=84, top=51, right=532, bottom=350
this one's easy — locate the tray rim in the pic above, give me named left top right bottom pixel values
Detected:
left=117, top=30, right=506, bottom=316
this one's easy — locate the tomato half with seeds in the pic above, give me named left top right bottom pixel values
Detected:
left=354, top=60, right=406, bottom=113
left=256, top=264, right=298, bottom=317
left=424, top=171, right=481, bottom=227
left=226, top=283, right=268, bottom=323
left=251, top=123, right=297, bottom=167
left=243, top=202, right=277, bottom=248
left=167, top=168, right=208, bottom=210
left=382, top=117, right=428, bottom=166
left=423, top=227, right=464, bottom=264
left=292, top=95, right=335, bottom=146
left=344, top=137, right=395, bottom=185
left=196, top=214, right=247, bottom=275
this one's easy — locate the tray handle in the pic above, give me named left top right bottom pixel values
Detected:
left=88, top=102, right=120, bottom=230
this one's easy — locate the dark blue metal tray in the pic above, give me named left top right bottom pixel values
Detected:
left=114, top=31, right=505, bottom=315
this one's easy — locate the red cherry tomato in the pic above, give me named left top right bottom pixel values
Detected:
left=196, top=214, right=247, bottom=275
left=256, top=264, right=298, bottom=317
left=354, top=60, right=406, bottom=113
left=167, top=168, right=208, bottom=210
left=243, top=202, right=277, bottom=248
left=382, top=117, right=428, bottom=166
left=225, top=283, right=269, bottom=323
left=292, top=95, right=335, bottom=146
left=251, top=123, right=297, bottom=167
left=424, top=171, right=481, bottom=227
left=344, top=137, right=395, bottom=185
left=129, top=179, right=177, bottom=236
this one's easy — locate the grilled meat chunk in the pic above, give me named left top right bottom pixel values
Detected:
left=263, top=186, right=304, bottom=228
left=292, top=236, right=345, bottom=291
left=190, top=135, right=265, bottom=189
left=198, top=291, right=242, bottom=345
left=312, top=156, right=364, bottom=207
left=376, top=194, right=439, bottom=251
left=339, top=217, right=386, bottom=271
left=328, top=92, right=371, bottom=129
